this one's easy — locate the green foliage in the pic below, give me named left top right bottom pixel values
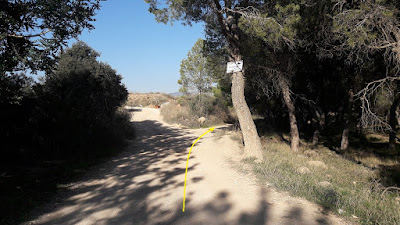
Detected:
left=238, top=3, right=301, bottom=50
left=332, top=9, right=376, bottom=49
left=145, top=0, right=210, bottom=25
left=330, top=0, right=400, bottom=66
left=176, top=35, right=232, bottom=127
left=0, top=0, right=101, bottom=74
left=0, top=41, right=132, bottom=161
left=179, top=38, right=214, bottom=95
left=38, top=41, right=130, bottom=155
left=0, top=39, right=132, bottom=223
left=0, top=73, right=33, bottom=105
left=146, top=1, right=400, bottom=224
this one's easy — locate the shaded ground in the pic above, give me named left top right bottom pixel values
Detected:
left=23, top=107, right=350, bottom=225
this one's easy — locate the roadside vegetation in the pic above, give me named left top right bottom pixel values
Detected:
left=242, top=135, right=400, bottom=225
left=3, top=0, right=400, bottom=224
left=1, top=1, right=105, bottom=222
left=147, top=1, right=400, bottom=223
left=161, top=95, right=232, bottom=128
left=160, top=38, right=233, bottom=128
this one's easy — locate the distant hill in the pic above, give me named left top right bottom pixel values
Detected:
left=126, top=93, right=175, bottom=107
left=168, top=92, right=183, bottom=97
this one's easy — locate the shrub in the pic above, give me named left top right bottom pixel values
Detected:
left=33, top=42, right=131, bottom=157
left=161, top=94, right=231, bottom=128
left=0, top=73, right=36, bottom=160
left=0, top=42, right=134, bottom=224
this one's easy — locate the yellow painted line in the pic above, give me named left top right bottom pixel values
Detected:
left=182, top=126, right=215, bottom=212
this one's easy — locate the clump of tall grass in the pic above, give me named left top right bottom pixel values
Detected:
left=246, top=140, right=400, bottom=225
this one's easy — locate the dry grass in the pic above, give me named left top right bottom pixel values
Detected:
left=365, top=133, right=390, bottom=143
left=125, top=92, right=175, bottom=107
left=230, top=129, right=244, bottom=144
left=351, top=153, right=399, bottom=168
left=244, top=137, right=400, bottom=225
left=160, top=100, right=228, bottom=128
left=341, top=133, right=400, bottom=169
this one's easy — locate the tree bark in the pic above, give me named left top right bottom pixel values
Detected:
left=340, top=128, right=349, bottom=152
left=389, top=93, right=400, bottom=152
left=312, top=130, right=320, bottom=146
left=340, top=89, right=353, bottom=152
left=231, top=69, right=263, bottom=159
left=279, top=78, right=300, bottom=151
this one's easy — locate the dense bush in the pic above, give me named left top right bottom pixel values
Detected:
left=0, top=73, right=36, bottom=160
left=37, top=42, right=132, bottom=157
left=0, top=41, right=133, bottom=161
left=0, top=42, right=133, bottom=224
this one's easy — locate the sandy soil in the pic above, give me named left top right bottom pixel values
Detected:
left=23, top=107, right=352, bottom=225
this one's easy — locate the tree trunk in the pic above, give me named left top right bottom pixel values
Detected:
left=389, top=94, right=400, bottom=152
left=340, top=89, right=353, bottom=152
left=211, top=0, right=263, bottom=160
left=312, top=130, right=320, bottom=146
left=340, top=128, right=349, bottom=152
left=312, top=108, right=325, bottom=146
left=231, top=69, right=263, bottom=159
left=279, top=79, right=300, bottom=151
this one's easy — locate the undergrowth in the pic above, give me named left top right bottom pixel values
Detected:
left=246, top=139, right=400, bottom=225
left=160, top=95, right=231, bottom=128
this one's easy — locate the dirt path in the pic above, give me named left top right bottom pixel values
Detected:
left=24, top=107, right=351, bottom=225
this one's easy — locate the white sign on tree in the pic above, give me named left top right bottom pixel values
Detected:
left=226, top=60, right=243, bottom=73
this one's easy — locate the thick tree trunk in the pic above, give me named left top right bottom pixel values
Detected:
left=231, top=70, right=263, bottom=159
left=389, top=94, right=400, bottom=151
left=279, top=79, right=300, bottom=151
left=340, top=89, right=353, bottom=152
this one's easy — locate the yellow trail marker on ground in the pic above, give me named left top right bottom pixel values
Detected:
left=182, top=126, right=215, bottom=212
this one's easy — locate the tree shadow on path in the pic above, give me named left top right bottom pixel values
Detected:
left=24, top=117, right=339, bottom=225
left=24, top=118, right=198, bottom=224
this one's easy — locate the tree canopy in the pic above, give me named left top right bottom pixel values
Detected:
left=147, top=0, right=400, bottom=154
left=40, top=41, right=129, bottom=152
left=0, top=0, right=101, bottom=74
left=179, top=38, right=214, bottom=95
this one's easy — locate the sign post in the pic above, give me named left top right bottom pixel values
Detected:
left=226, top=60, right=243, bottom=73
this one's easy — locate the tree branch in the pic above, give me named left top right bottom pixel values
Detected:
left=211, top=0, right=240, bottom=51
left=355, top=76, right=400, bottom=131
left=7, top=29, right=52, bottom=38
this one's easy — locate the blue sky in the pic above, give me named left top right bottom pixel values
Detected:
left=70, top=0, right=205, bottom=93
